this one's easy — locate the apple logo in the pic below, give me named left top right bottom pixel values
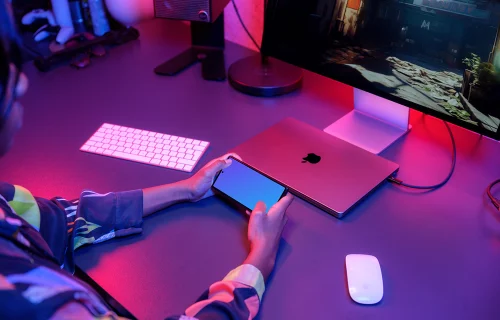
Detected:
left=302, top=153, right=321, bottom=164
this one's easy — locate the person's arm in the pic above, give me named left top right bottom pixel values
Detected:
left=167, top=194, right=294, bottom=320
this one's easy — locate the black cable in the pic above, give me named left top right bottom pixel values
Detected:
left=487, top=179, right=500, bottom=211
left=388, top=121, right=456, bottom=190
left=231, top=0, right=261, bottom=51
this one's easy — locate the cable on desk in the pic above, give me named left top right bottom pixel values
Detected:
left=486, top=179, right=500, bottom=211
left=388, top=121, right=456, bottom=190
left=231, top=0, right=261, bottom=51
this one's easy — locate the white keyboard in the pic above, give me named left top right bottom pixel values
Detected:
left=80, top=123, right=210, bottom=172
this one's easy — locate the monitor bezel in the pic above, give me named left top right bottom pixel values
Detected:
left=261, top=0, right=500, bottom=141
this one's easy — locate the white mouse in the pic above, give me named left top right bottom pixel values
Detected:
left=345, top=254, right=384, bottom=304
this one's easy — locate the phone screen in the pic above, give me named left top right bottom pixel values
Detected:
left=212, top=158, right=287, bottom=212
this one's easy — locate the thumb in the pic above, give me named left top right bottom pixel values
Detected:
left=205, top=158, right=232, bottom=176
left=251, top=201, right=267, bottom=215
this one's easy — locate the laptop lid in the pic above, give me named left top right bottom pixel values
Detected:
left=231, top=118, right=399, bottom=218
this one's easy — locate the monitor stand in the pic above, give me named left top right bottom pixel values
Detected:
left=324, top=89, right=411, bottom=154
left=154, top=14, right=226, bottom=81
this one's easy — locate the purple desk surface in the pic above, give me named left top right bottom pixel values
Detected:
left=2, top=19, right=500, bottom=320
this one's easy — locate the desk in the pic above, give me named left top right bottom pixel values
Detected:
left=2, top=19, right=500, bottom=320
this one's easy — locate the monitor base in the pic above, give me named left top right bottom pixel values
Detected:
left=228, top=55, right=303, bottom=97
left=324, top=89, right=411, bottom=154
left=154, top=14, right=226, bottom=81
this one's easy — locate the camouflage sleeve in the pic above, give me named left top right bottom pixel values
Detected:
left=166, top=264, right=265, bottom=320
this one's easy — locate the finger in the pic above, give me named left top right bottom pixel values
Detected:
left=204, top=158, right=232, bottom=177
left=268, top=194, right=294, bottom=218
left=251, top=201, right=267, bottom=215
left=219, top=153, right=242, bottom=162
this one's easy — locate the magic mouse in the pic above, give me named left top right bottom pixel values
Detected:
left=345, top=254, right=384, bottom=304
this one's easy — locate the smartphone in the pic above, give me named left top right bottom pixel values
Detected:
left=212, top=157, right=288, bottom=212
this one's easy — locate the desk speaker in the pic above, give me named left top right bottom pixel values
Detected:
left=154, top=0, right=230, bottom=22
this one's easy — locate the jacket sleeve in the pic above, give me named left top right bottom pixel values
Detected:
left=0, top=183, right=143, bottom=271
left=166, top=264, right=265, bottom=320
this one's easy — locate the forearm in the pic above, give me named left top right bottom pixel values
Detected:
left=243, top=249, right=276, bottom=282
left=142, top=181, right=192, bottom=217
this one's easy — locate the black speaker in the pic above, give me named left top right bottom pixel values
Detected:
left=154, top=0, right=230, bottom=23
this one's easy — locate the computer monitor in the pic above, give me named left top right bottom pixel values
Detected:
left=261, top=0, right=500, bottom=153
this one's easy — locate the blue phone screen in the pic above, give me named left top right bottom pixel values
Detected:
left=213, top=159, right=286, bottom=212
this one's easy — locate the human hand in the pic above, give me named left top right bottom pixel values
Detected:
left=183, top=153, right=242, bottom=202
left=244, top=194, right=294, bottom=280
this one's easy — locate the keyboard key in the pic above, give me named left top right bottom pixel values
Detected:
left=117, top=147, right=125, bottom=152
left=147, top=137, right=155, bottom=142
left=126, top=138, right=134, bottom=143
left=184, top=165, right=193, bottom=171
left=102, top=144, right=110, bottom=149
left=141, top=136, right=148, bottom=140
left=168, top=162, right=176, bottom=168
left=163, top=135, right=171, bottom=140
left=162, top=155, right=170, bottom=161
left=193, top=140, right=200, bottom=145
left=119, top=137, right=127, bottom=141
left=124, top=148, right=132, bottom=154
left=178, top=159, right=196, bottom=166
left=110, top=145, right=118, bottom=150
left=89, top=146, right=97, bottom=152
left=186, top=144, right=193, bottom=149
left=126, top=133, right=134, bottom=137
left=81, top=145, right=90, bottom=151
left=160, top=161, right=169, bottom=166
left=193, top=145, right=205, bottom=151
left=151, top=159, right=161, bottom=165
left=139, top=146, right=147, bottom=151
left=103, top=123, right=113, bottom=128
left=177, top=153, right=186, bottom=159
left=162, top=150, right=170, bottom=155
left=148, top=142, right=156, bottom=147
left=96, top=148, right=104, bottom=154
left=171, top=141, right=179, bottom=147
left=117, top=142, right=125, bottom=146
left=178, top=143, right=186, bottom=148
left=139, top=151, right=147, bottom=156
left=125, top=143, right=132, bottom=148
left=170, top=136, right=178, bottom=141
left=141, top=141, right=149, bottom=146
left=146, top=147, right=154, bottom=152
left=154, top=148, right=162, bottom=153
left=113, top=151, right=151, bottom=163
left=170, top=157, right=179, bottom=163
left=127, top=128, right=135, bottom=133
left=104, top=150, right=113, bottom=155
left=171, top=146, right=179, bottom=152
left=148, top=132, right=156, bottom=137
left=95, top=142, right=103, bottom=147
left=185, top=154, right=193, bottom=160
left=155, top=133, right=163, bottom=138
left=163, top=145, right=171, bottom=150
left=147, top=152, right=154, bottom=157
left=103, top=139, right=110, bottom=144
left=154, top=154, right=162, bottom=159
left=86, top=141, right=96, bottom=146
left=200, top=141, right=208, bottom=147
left=176, top=163, right=185, bottom=170
left=179, top=148, right=186, bottom=153
left=90, top=136, right=103, bottom=142
left=185, top=139, right=193, bottom=144
left=156, top=139, right=164, bottom=144
left=187, top=149, right=194, bottom=154
left=95, top=132, right=105, bottom=137
left=131, top=150, right=139, bottom=155
left=157, top=144, right=164, bottom=148
left=110, top=140, right=118, bottom=145
left=169, top=152, right=177, bottom=157
left=119, top=132, right=127, bottom=137
left=131, top=144, right=139, bottom=149
left=177, top=137, right=185, bottom=142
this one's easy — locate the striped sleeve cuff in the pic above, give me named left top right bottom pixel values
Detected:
left=223, top=264, right=265, bottom=301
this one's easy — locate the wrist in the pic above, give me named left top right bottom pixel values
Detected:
left=244, top=247, right=277, bottom=282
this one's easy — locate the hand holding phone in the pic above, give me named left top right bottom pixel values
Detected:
left=212, top=156, right=288, bottom=212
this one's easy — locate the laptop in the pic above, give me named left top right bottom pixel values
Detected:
left=230, top=117, right=399, bottom=218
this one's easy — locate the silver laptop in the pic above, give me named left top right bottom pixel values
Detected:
left=230, top=117, right=399, bottom=218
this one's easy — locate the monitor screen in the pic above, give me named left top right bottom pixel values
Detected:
left=262, top=0, right=500, bottom=140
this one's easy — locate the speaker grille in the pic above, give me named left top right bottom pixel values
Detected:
left=154, top=0, right=211, bottom=22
